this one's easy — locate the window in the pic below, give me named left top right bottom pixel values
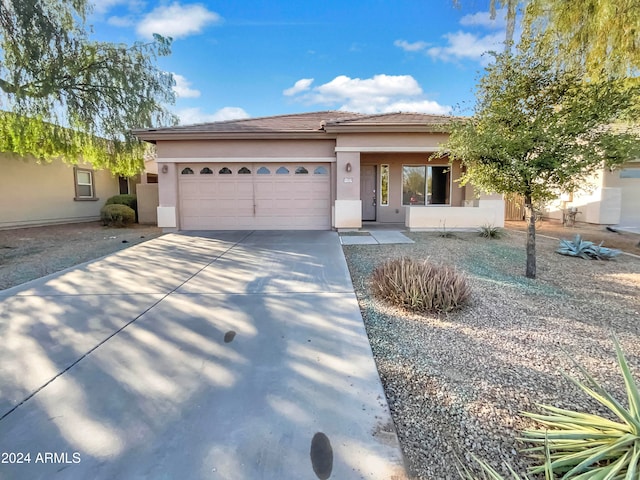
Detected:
left=181, top=167, right=194, bottom=175
left=402, top=165, right=450, bottom=206
left=74, top=167, right=96, bottom=200
left=257, top=167, right=271, bottom=175
left=295, top=166, right=308, bottom=174
left=380, top=164, right=389, bottom=206
left=313, top=166, right=328, bottom=175
left=219, top=167, right=232, bottom=174
left=200, top=167, right=213, bottom=174
left=276, top=166, right=289, bottom=175
left=620, top=168, right=640, bottom=179
left=238, top=167, right=251, bottom=174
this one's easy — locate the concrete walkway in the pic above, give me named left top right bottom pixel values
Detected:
left=0, top=231, right=407, bottom=480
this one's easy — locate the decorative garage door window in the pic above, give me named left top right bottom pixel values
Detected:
left=238, top=167, right=251, bottom=174
left=276, top=166, right=289, bottom=174
left=181, top=167, right=194, bottom=174
left=219, top=167, right=232, bottom=174
left=200, top=167, right=213, bottom=174
left=314, top=166, right=328, bottom=175
left=257, top=167, right=270, bottom=174
left=295, top=166, right=308, bottom=174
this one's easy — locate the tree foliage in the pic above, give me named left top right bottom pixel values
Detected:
left=0, top=0, right=177, bottom=175
left=523, top=0, right=640, bottom=80
left=437, top=45, right=640, bottom=278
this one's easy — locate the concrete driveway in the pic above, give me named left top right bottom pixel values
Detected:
left=0, top=231, right=407, bottom=479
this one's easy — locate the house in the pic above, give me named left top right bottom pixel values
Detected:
left=543, top=160, right=640, bottom=228
left=0, top=153, right=132, bottom=229
left=133, top=111, right=504, bottom=231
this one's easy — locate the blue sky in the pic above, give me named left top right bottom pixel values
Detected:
left=89, top=1, right=509, bottom=125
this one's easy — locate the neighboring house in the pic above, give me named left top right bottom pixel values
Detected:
left=0, top=153, right=130, bottom=229
left=133, top=111, right=504, bottom=231
left=544, top=160, right=640, bottom=227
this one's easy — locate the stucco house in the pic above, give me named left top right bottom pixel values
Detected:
left=543, top=160, right=640, bottom=228
left=0, top=153, right=132, bottom=229
left=133, top=111, right=504, bottom=231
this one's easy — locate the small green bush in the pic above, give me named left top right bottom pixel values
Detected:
left=371, top=257, right=470, bottom=313
left=105, top=194, right=137, bottom=220
left=478, top=224, right=505, bottom=239
left=100, top=204, right=135, bottom=227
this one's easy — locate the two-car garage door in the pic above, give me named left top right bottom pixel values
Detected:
left=178, top=163, right=331, bottom=230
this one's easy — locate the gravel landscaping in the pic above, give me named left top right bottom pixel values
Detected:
left=343, top=230, right=640, bottom=479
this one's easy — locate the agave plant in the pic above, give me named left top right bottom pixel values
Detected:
left=521, top=337, right=640, bottom=479
left=556, top=235, right=621, bottom=260
left=478, top=224, right=505, bottom=239
left=457, top=451, right=555, bottom=480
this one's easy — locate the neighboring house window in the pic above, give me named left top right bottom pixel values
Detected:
left=313, top=166, right=328, bottom=175
left=118, top=176, right=129, bottom=194
left=402, top=165, right=450, bottom=206
left=380, top=164, right=389, bottom=206
left=181, top=167, right=194, bottom=174
left=74, top=167, right=96, bottom=200
left=257, top=167, right=271, bottom=175
left=295, top=166, right=308, bottom=174
left=200, top=167, right=213, bottom=174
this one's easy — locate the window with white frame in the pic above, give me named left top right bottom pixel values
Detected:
left=402, top=165, right=450, bottom=205
left=74, top=167, right=96, bottom=200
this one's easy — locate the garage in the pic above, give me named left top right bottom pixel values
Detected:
left=178, top=163, right=331, bottom=230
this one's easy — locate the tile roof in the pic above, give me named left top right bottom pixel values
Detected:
left=135, top=111, right=457, bottom=136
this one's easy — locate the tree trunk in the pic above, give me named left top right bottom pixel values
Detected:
left=524, top=195, right=536, bottom=279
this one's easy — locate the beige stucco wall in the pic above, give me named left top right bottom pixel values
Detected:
left=335, top=132, right=449, bottom=149
left=136, top=183, right=159, bottom=224
left=604, top=162, right=640, bottom=226
left=157, top=139, right=336, bottom=159
left=0, top=154, right=120, bottom=229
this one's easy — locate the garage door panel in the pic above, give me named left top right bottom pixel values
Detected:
left=179, top=163, right=331, bottom=230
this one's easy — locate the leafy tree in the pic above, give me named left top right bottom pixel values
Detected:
left=0, top=0, right=177, bottom=176
left=436, top=45, right=640, bottom=278
left=523, top=0, right=640, bottom=80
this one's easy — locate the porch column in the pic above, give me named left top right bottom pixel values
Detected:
left=334, top=151, right=361, bottom=229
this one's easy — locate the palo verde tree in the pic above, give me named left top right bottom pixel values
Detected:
left=436, top=44, right=640, bottom=278
left=0, top=0, right=177, bottom=176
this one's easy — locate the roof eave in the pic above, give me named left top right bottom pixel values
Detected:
left=133, top=130, right=334, bottom=142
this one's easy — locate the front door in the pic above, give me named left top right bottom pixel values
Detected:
left=361, top=165, right=376, bottom=221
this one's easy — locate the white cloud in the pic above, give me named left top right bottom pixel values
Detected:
left=427, top=31, right=504, bottom=63
left=460, top=9, right=507, bottom=29
left=176, top=107, right=249, bottom=125
left=136, top=2, right=221, bottom=40
left=286, top=74, right=451, bottom=115
left=107, top=15, right=135, bottom=27
left=92, top=0, right=132, bottom=15
left=394, top=39, right=429, bottom=52
left=283, top=78, right=314, bottom=96
left=172, top=74, right=201, bottom=98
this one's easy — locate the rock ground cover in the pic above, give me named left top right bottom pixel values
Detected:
left=0, top=222, right=163, bottom=290
left=343, top=230, right=640, bottom=479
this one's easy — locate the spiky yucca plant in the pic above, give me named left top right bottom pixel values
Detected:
left=371, top=257, right=470, bottom=313
left=457, top=453, right=555, bottom=480
left=478, top=224, right=505, bottom=239
left=522, top=337, right=640, bottom=479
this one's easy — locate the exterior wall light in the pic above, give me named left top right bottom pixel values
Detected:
left=345, top=162, right=352, bottom=172
left=161, top=164, right=169, bottom=174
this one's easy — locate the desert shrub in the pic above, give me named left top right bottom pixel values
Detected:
left=105, top=194, right=137, bottom=220
left=556, top=234, right=621, bottom=260
left=100, top=204, right=135, bottom=227
left=371, top=257, right=470, bottom=313
left=478, top=224, right=505, bottom=239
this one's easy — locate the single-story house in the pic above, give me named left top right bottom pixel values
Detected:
left=133, top=111, right=504, bottom=231
left=0, top=153, right=134, bottom=229
left=543, top=160, right=640, bottom=227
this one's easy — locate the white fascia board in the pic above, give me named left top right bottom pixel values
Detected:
left=156, top=157, right=336, bottom=163
left=335, top=146, right=440, bottom=153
